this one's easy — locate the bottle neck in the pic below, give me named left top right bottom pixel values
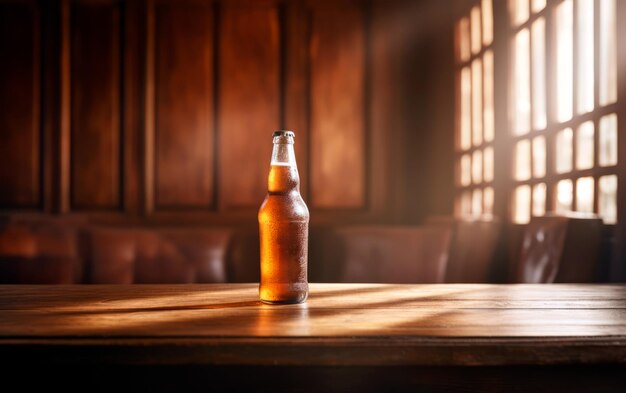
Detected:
left=268, top=142, right=300, bottom=193
left=271, top=141, right=296, bottom=166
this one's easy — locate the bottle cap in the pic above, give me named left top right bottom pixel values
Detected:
left=273, top=130, right=295, bottom=138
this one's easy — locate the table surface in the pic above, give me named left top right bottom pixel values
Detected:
left=1, top=283, right=625, bottom=366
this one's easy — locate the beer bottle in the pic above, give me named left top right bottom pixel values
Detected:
left=258, top=130, right=309, bottom=304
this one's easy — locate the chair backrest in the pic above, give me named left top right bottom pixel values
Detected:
left=334, top=225, right=452, bottom=283
left=84, top=226, right=232, bottom=284
left=426, top=215, right=501, bottom=283
left=0, top=221, right=82, bottom=284
left=516, top=214, right=604, bottom=283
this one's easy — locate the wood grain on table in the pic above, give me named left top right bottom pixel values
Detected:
left=1, top=283, right=625, bottom=366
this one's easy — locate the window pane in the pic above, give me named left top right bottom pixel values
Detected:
left=513, top=185, right=531, bottom=224
left=532, top=183, right=546, bottom=216
left=599, top=0, right=617, bottom=106
left=531, top=18, right=546, bottom=130
left=482, top=0, right=493, bottom=46
left=532, top=135, right=546, bottom=177
left=461, top=154, right=471, bottom=186
left=458, top=191, right=472, bottom=217
left=483, top=50, right=495, bottom=142
left=471, top=6, right=482, bottom=55
left=576, top=177, right=594, bottom=213
left=555, top=179, right=573, bottom=213
left=531, top=0, right=546, bottom=13
left=484, top=186, right=494, bottom=216
left=576, top=0, right=594, bottom=114
left=514, top=139, right=531, bottom=181
left=473, top=150, right=483, bottom=184
left=472, top=188, right=483, bottom=216
left=555, top=0, right=573, bottom=123
left=599, top=175, right=617, bottom=224
left=484, top=146, right=494, bottom=182
left=460, top=67, right=471, bottom=150
left=510, top=0, right=530, bottom=27
left=457, top=17, right=471, bottom=63
left=599, top=113, right=618, bottom=166
left=512, top=28, right=531, bottom=135
left=555, top=128, right=573, bottom=174
left=576, top=121, right=594, bottom=170
left=472, top=59, right=483, bottom=146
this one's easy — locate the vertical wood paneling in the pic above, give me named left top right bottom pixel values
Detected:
left=310, top=2, right=366, bottom=209
left=0, top=3, right=41, bottom=208
left=122, top=0, right=141, bottom=214
left=284, top=2, right=310, bottom=200
left=70, top=2, right=121, bottom=209
left=368, top=0, right=395, bottom=218
left=59, top=0, right=71, bottom=213
left=144, top=1, right=155, bottom=213
left=41, top=0, right=61, bottom=213
left=154, top=2, right=214, bottom=209
left=0, top=0, right=380, bottom=221
left=218, top=4, right=281, bottom=209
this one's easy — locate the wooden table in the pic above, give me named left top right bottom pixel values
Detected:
left=1, top=283, right=625, bottom=392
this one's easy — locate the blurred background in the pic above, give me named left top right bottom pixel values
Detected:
left=0, top=0, right=624, bottom=285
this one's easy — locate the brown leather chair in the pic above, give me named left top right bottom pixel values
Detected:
left=0, top=221, right=82, bottom=284
left=84, top=226, right=232, bottom=284
left=515, top=213, right=604, bottom=283
left=334, top=225, right=452, bottom=283
left=426, top=215, right=502, bottom=283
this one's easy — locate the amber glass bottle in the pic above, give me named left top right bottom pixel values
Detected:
left=258, top=131, right=309, bottom=304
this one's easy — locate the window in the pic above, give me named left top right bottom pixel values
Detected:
left=507, top=0, right=618, bottom=224
left=454, top=0, right=619, bottom=225
left=454, top=0, right=494, bottom=218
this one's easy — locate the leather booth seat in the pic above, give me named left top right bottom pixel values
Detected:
left=0, top=219, right=236, bottom=284
left=84, top=226, right=233, bottom=284
left=332, top=225, right=453, bottom=283
left=0, top=220, right=82, bottom=284
left=1, top=213, right=606, bottom=285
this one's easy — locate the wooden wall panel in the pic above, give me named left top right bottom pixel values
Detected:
left=153, top=2, right=214, bottom=209
left=284, top=2, right=310, bottom=200
left=218, top=4, right=281, bottom=209
left=309, top=2, right=366, bottom=209
left=0, top=3, right=41, bottom=208
left=0, top=0, right=384, bottom=222
left=70, top=3, right=121, bottom=209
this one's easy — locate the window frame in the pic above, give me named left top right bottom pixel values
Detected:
left=453, top=0, right=496, bottom=219
left=505, top=0, right=620, bottom=225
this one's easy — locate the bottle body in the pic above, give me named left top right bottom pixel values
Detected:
left=258, top=132, right=309, bottom=304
